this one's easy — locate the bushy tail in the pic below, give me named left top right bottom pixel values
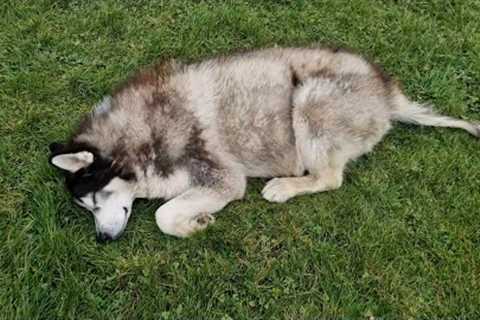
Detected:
left=391, top=93, right=479, bottom=137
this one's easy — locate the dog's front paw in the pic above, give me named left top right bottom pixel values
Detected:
left=155, top=210, right=215, bottom=237
left=262, top=178, right=296, bottom=203
left=176, top=213, right=215, bottom=237
left=194, top=212, right=215, bottom=227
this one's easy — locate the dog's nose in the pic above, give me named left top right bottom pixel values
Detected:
left=96, top=232, right=113, bottom=243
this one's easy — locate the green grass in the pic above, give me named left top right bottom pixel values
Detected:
left=1, top=0, right=480, bottom=318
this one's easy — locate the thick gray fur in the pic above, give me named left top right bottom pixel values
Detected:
left=65, top=47, right=478, bottom=237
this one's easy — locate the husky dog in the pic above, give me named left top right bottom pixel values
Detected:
left=49, top=47, right=479, bottom=242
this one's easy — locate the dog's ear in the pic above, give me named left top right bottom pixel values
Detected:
left=49, top=142, right=65, bottom=154
left=50, top=151, right=94, bottom=173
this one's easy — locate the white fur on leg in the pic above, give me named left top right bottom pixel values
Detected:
left=262, top=178, right=299, bottom=203
left=155, top=210, right=215, bottom=237
left=155, top=188, right=226, bottom=237
left=262, top=172, right=343, bottom=203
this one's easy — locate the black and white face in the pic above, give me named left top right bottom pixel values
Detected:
left=72, top=177, right=134, bottom=242
left=49, top=143, right=136, bottom=242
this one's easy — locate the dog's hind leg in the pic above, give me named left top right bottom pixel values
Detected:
left=262, top=76, right=391, bottom=203
left=262, top=138, right=353, bottom=203
left=262, top=163, right=344, bottom=203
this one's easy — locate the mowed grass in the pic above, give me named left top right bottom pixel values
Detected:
left=1, top=0, right=480, bottom=318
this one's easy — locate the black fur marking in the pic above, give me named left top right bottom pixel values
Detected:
left=151, top=132, right=174, bottom=177
left=49, top=142, right=65, bottom=153
left=66, top=156, right=118, bottom=198
left=291, top=68, right=300, bottom=87
left=147, top=91, right=170, bottom=111
left=181, top=126, right=221, bottom=188
left=50, top=142, right=135, bottom=198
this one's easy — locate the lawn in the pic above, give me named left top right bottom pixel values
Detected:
left=1, top=0, right=479, bottom=318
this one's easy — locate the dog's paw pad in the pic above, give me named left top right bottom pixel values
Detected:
left=262, top=178, right=296, bottom=203
left=194, top=213, right=215, bottom=226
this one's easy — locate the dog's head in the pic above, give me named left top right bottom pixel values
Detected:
left=49, top=142, right=136, bottom=242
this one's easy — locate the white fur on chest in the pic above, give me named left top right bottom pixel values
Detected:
left=133, top=166, right=191, bottom=200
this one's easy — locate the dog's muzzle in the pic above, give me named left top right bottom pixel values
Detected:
left=96, top=232, right=114, bottom=243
